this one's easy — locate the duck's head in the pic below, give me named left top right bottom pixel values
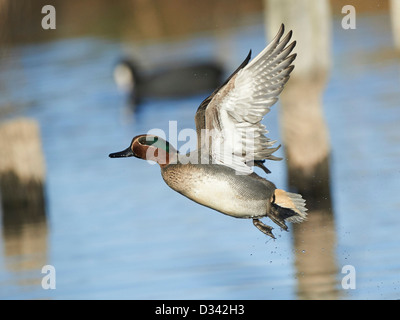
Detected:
left=109, top=134, right=176, bottom=167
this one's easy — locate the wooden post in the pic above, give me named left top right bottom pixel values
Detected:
left=0, top=118, right=46, bottom=227
left=390, top=0, right=400, bottom=51
left=265, top=0, right=332, bottom=199
left=265, top=0, right=338, bottom=299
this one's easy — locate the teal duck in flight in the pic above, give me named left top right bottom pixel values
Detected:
left=110, top=25, right=307, bottom=238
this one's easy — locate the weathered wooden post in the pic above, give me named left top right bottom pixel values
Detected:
left=390, top=0, right=400, bottom=51
left=0, top=118, right=46, bottom=227
left=265, top=0, right=332, bottom=199
left=265, top=0, right=339, bottom=299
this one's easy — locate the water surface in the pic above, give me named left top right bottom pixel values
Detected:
left=0, top=13, right=400, bottom=300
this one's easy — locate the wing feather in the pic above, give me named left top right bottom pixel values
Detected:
left=199, top=24, right=296, bottom=173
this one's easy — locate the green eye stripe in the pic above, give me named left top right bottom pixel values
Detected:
left=141, top=136, right=170, bottom=152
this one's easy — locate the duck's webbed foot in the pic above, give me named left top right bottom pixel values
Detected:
left=267, top=205, right=290, bottom=231
left=253, top=219, right=275, bottom=239
left=253, top=160, right=271, bottom=174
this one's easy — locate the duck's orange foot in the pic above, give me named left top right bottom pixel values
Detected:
left=253, top=219, right=275, bottom=239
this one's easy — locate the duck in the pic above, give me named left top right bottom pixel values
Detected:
left=114, top=57, right=224, bottom=108
left=109, top=24, right=307, bottom=239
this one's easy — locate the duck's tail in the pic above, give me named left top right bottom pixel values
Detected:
left=267, top=189, right=308, bottom=230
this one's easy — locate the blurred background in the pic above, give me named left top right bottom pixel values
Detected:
left=0, top=0, right=399, bottom=300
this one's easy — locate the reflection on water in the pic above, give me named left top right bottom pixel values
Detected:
left=1, top=217, right=48, bottom=298
left=1, top=1, right=400, bottom=300
left=2, top=220, right=48, bottom=274
left=293, top=197, right=338, bottom=300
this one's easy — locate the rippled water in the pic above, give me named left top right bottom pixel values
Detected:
left=1, top=13, right=400, bottom=300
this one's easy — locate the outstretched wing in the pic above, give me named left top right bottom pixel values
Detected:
left=194, top=50, right=252, bottom=151
left=200, top=24, right=296, bottom=173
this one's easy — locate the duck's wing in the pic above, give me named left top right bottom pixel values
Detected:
left=201, top=24, right=296, bottom=174
left=195, top=51, right=252, bottom=150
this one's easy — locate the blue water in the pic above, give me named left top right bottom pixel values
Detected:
left=1, top=14, right=400, bottom=300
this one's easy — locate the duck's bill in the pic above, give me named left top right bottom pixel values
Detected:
left=109, top=147, right=134, bottom=158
